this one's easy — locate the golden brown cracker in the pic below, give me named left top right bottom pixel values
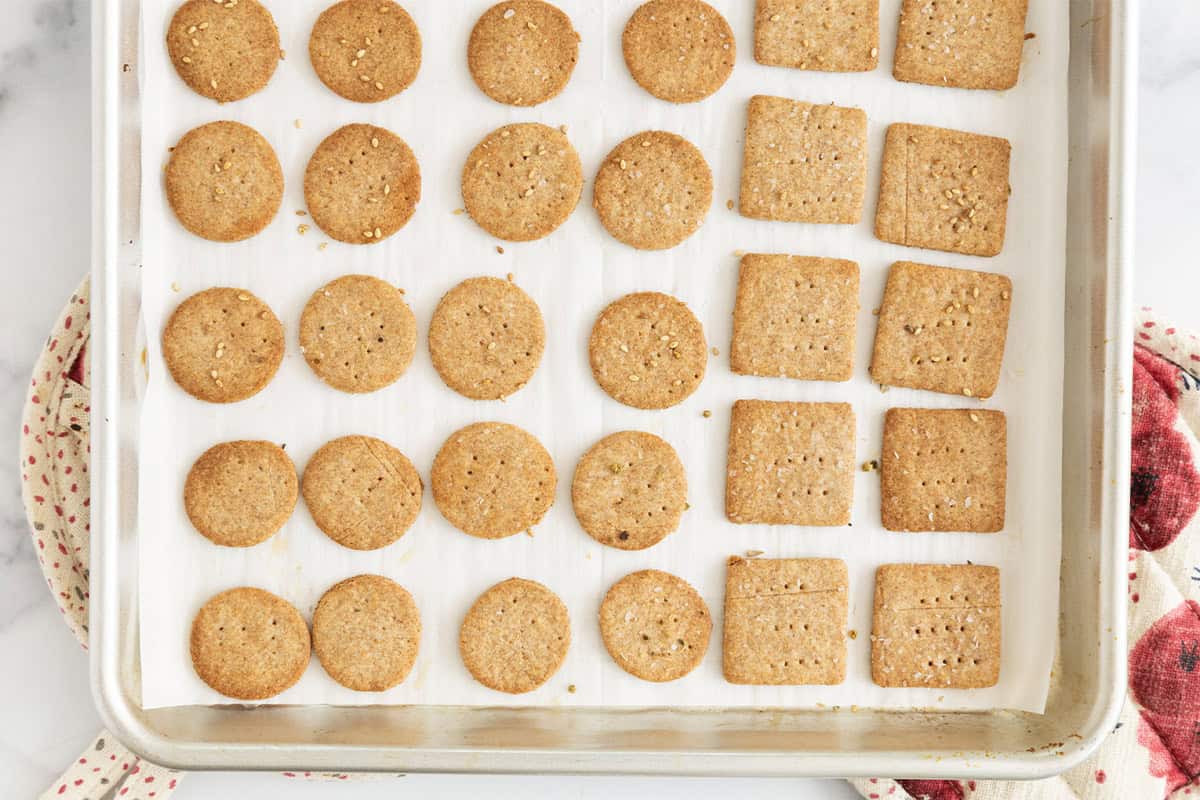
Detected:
left=869, top=260, right=1013, bottom=398
left=184, top=440, right=297, bottom=547
left=723, top=557, right=848, bottom=685
left=312, top=574, right=421, bottom=692
left=725, top=400, right=856, bottom=526
left=739, top=95, right=867, bottom=224
left=871, top=563, right=1001, bottom=688
left=167, top=0, right=280, bottom=103
left=599, top=569, right=711, bottom=682
left=622, top=0, right=735, bottom=104
left=730, top=254, right=860, bottom=382
left=880, top=408, right=1007, bottom=533
left=753, top=0, right=878, bottom=72
left=459, top=577, right=570, bottom=694
left=309, top=0, right=422, bottom=103
left=468, top=0, right=580, bottom=107
left=894, top=0, right=1029, bottom=90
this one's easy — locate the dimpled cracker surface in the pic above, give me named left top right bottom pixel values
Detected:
left=622, top=0, right=735, bottom=104
left=459, top=578, right=570, bottom=694
left=725, top=400, right=855, bottom=526
left=599, top=569, right=711, bottom=682
left=730, top=254, right=859, bottom=382
left=869, top=260, right=1012, bottom=398
left=894, top=0, right=1029, bottom=91
left=880, top=408, right=1007, bottom=533
left=723, top=557, right=848, bottom=685
left=304, top=123, right=421, bottom=244
left=312, top=575, right=420, bottom=692
left=468, top=0, right=580, bottom=107
left=875, top=122, right=1012, bottom=257
left=461, top=123, right=583, bottom=242
left=166, top=0, right=280, bottom=103
left=571, top=431, right=687, bottom=551
left=871, top=563, right=1001, bottom=688
left=189, top=587, right=310, bottom=701
left=309, top=0, right=422, bottom=103
left=739, top=95, right=867, bottom=224
left=184, top=440, right=297, bottom=547
left=588, top=292, right=707, bottom=410
left=431, top=422, right=556, bottom=539
left=593, top=131, right=713, bottom=250
left=428, top=277, right=545, bottom=401
left=299, top=274, right=417, bottom=394
left=161, top=287, right=285, bottom=403
left=753, top=0, right=878, bottom=72
left=164, top=121, right=283, bottom=243
left=301, top=435, right=423, bottom=550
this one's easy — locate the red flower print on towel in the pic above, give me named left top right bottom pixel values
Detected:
left=1130, top=600, right=1200, bottom=787
left=896, top=780, right=964, bottom=800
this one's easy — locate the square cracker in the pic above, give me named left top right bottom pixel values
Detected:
left=724, top=557, right=849, bottom=685
left=869, top=261, right=1012, bottom=398
left=871, top=563, right=1001, bottom=688
left=731, top=254, right=860, bottom=382
left=739, top=95, right=867, bottom=225
left=881, top=408, right=1007, bottom=533
left=875, top=123, right=1012, bottom=257
left=725, top=400, right=855, bottom=526
left=754, top=0, right=879, bottom=73
left=894, top=0, right=1030, bottom=91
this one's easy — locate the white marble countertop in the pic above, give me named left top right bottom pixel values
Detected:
left=0, top=2, right=1188, bottom=797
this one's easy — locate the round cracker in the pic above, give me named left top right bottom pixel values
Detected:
left=309, top=0, right=422, bottom=103
left=468, top=0, right=580, bottom=107
left=599, top=569, right=711, bottom=682
left=165, top=121, right=283, bottom=243
left=461, top=123, right=583, bottom=242
left=299, top=274, right=416, bottom=393
left=428, top=277, right=545, bottom=400
left=571, top=431, right=687, bottom=551
left=190, top=587, right=310, bottom=700
left=431, top=422, right=556, bottom=539
left=304, top=123, right=421, bottom=245
left=312, top=574, right=421, bottom=692
left=459, top=577, right=570, bottom=694
left=302, top=435, right=423, bottom=551
left=166, top=0, right=281, bottom=103
left=162, top=287, right=285, bottom=403
left=184, top=440, right=298, bottom=547
left=592, top=131, right=712, bottom=250
left=622, top=0, right=735, bottom=104
left=588, top=291, right=707, bottom=410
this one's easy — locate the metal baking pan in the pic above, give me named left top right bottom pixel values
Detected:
left=90, top=0, right=1135, bottom=778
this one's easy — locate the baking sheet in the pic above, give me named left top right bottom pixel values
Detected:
left=137, top=0, right=1066, bottom=712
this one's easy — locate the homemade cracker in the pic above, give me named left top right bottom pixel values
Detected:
left=431, top=422, right=556, bottom=539
left=894, top=0, right=1029, bottom=90
left=312, top=574, right=420, bottom=692
left=588, top=292, right=707, bottom=410
left=428, top=277, right=545, bottom=400
left=165, top=121, right=283, bottom=242
left=162, top=287, right=285, bottom=403
left=571, top=431, right=687, bottom=551
left=190, top=587, right=310, bottom=701
left=725, top=400, right=855, bottom=526
left=301, top=435, right=423, bottom=550
left=869, top=260, right=1013, bottom=398
left=754, top=0, right=878, bottom=72
left=461, top=123, right=583, bottom=242
left=299, top=274, right=417, bottom=394
left=459, top=577, right=570, bottom=694
left=622, top=0, right=735, bottom=104
left=739, top=95, right=867, bottom=224
left=730, top=254, right=860, bottom=382
left=167, top=0, right=280, bottom=103
left=593, top=131, right=713, bottom=250
left=880, top=408, right=1007, bottom=533
left=468, top=0, right=580, bottom=106
left=184, top=440, right=297, bottom=547
left=723, top=557, right=848, bottom=685
left=875, top=123, right=1012, bottom=257
left=871, top=563, right=1001, bottom=688
left=309, top=0, right=422, bottom=103
left=304, top=123, right=421, bottom=245
left=599, top=569, right=711, bottom=682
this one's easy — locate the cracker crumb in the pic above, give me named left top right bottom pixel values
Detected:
left=862, top=460, right=879, bottom=472
left=496, top=245, right=505, bottom=254
left=848, top=629, right=858, bottom=640
left=297, top=224, right=309, bottom=235
left=567, top=683, right=577, bottom=693
left=452, top=208, right=465, bottom=215
left=170, top=281, right=181, bottom=293
left=702, top=409, right=712, bottom=418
